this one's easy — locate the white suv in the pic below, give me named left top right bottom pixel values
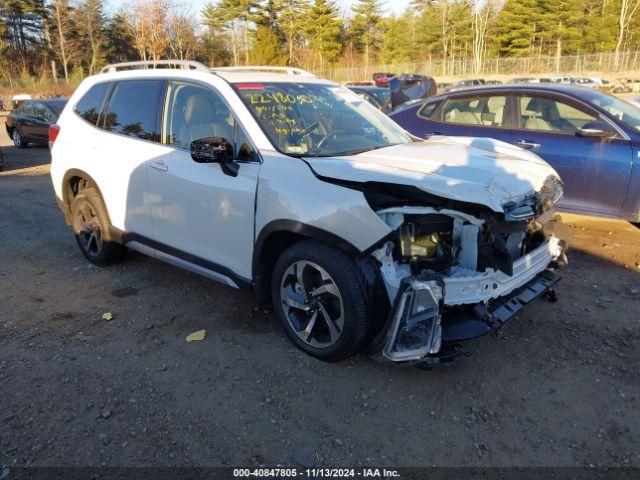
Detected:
left=50, top=61, right=566, bottom=365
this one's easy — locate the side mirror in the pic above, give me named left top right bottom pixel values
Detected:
left=190, top=136, right=238, bottom=177
left=576, top=120, right=616, bottom=139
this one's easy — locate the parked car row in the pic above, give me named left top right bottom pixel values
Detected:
left=346, top=73, right=437, bottom=113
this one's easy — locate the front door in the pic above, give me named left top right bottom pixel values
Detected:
left=147, top=80, right=260, bottom=281
left=511, top=94, right=632, bottom=215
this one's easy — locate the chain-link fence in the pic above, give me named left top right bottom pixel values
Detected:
left=317, top=51, right=640, bottom=83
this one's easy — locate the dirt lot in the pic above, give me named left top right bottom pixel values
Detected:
left=1, top=116, right=639, bottom=469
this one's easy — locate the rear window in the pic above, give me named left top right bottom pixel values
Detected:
left=75, top=83, right=111, bottom=125
left=48, top=100, right=67, bottom=115
left=16, top=102, right=34, bottom=115
left=102, top=80, right=163, bottom=141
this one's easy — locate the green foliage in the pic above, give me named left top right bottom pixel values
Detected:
left=251, top=25, right=286, bottom=64
left=2, top=0, right=640, bottom=81
left=495, top=0, right=541, bottom=56
left=304, top=0, right=343, bottom=66
left=350, top=0, right=384, bottom=62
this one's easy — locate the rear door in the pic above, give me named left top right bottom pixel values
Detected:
left=410, top=92, right=514, bottom=144
left=32, top=102, right=55, bottom=143
left=93, top=79, right=166, bottom=237
left=511, top=92, right=633, bottom=215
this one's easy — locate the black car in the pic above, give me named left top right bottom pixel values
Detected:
left=5, top=98, right=67, bottom=148
left=347, top=85, right=392, bottom=112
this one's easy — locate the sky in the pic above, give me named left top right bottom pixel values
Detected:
left=106, top=0, right=412, bottom=18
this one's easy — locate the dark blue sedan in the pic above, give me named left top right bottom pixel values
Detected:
left=390, top=85, right=640, bottom=224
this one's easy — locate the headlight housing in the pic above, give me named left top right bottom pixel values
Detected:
left=381, top=279, right=443, bottom=362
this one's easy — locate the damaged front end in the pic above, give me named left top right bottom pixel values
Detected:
left=368, top=182, right=567, bottom=365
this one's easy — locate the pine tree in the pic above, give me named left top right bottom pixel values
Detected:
left=538, top=0, right=584, bottom=59
left=104, top=12, right=136, bottom=64
left=203, top=0, right=259, bottom=65
left=74, top=0, right=106, bottom=74
left=275, top=0, right=308, bottom=65
left=251, top=25, right=286, bottom=64
left=495, top=0, right=542, bottom=57
left=304, top=0, right=343, bottom=67
left=380, top=14, right=412, bottom=64
left=350, top=0, right=384, bottom=68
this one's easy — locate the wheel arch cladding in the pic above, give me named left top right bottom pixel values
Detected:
left=252, top=220, right=362, bottom=303
left=61, top=169, right=119, bottom=240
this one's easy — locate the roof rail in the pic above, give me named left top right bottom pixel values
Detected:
left=100, top=60, right=210, bottom=74
left=211, top=66, right=315, bottom=77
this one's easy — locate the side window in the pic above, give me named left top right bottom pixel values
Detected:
left=418, top=101, right=440, bottom=119
left=17, top=102, right=34, bottom=116
left=442, top=96, right=507, bottom=127
left=75, top=83, right=111, bottom=126
left=163, top=81, right=237, bottom=152
left=235, top=125, right=256, bottom=161
left=33, top=103, right=54, bottom=122
left=519, top=95, right=597, bottom=134
left=103, top=80, right=163, bottom=140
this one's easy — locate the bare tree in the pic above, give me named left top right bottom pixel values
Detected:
left=127, top=0, right=170, bottom=62
left=472, top=0, right=495, bottom=74
left=168, top=11, right=198, bottom=60
left=614, top=0, right=640, bottom=68
left=50, top=0, right=72, bottom=81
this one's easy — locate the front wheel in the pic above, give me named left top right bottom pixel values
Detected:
left=12, top=129, right=26, bottom=148
left=271, top=240, right=373, bottom=362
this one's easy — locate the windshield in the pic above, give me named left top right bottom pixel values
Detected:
left=233, top=82, right=412, bottom=157
left=577, top=90, right=640, bottom=132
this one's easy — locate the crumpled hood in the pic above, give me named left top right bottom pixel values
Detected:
left=305, top=136, right=561, bottom=213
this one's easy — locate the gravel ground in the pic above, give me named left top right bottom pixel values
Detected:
left=1, top=116, right=639, bottom=469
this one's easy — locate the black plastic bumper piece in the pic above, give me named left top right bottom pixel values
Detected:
left=442, top=269, right=561, bottom=344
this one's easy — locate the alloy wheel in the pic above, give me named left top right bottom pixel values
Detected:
left=73, top=199, right=103, bottom=256
left=280, top=260, right=345, bottom=348
left=12, top=130, right=22, bottom=147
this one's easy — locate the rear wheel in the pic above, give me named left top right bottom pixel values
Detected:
left=71, top=186, right=125, bottom=266
left=271, top=240, right=373, bottom=362
left=12, top=128, right=26, bottom=148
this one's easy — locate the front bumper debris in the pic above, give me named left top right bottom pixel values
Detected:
left=370, top=269, right=560, bottom=365
left=442, top=269, right=560, bottom=344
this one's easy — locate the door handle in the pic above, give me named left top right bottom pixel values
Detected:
left=514, top=140, right=541, bottom=150
left=150, top=161, right=168, bottom=172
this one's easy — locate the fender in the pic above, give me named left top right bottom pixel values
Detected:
left=60, top=168, right=123, bottom=242
left=253, top=220, right=361, bottom=276
left=252, top=220, right=363, bottom=303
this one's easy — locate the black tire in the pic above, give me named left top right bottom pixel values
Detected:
left=71, top=186, right=125, bottom=266
left=632, top=222, right=640, bottom=230
left=11, top=128, right=27, bottom=148
left=271, top=240, right=373, bottom=362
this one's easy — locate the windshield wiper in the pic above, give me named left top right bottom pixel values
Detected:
left=329, top=144, right=397, bottom=157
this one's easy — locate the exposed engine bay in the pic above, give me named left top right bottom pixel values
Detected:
left=368, top=203, right=566, bottom=364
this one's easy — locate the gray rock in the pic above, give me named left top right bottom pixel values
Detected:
left=291, top=449, right=316, bottom=468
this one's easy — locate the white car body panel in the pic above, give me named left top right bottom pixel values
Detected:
left=306, top=136, right=559, bottom=213
left=146, top=145, right=260, bottom=280
left=255, top=151, right=392, bottom=251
